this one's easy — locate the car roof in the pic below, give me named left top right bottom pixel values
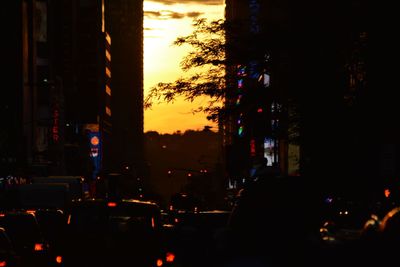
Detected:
left=69, top=198, right=161, bottom=214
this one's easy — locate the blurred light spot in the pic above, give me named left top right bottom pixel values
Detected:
left=56, top=256, right=63, bottom=264
left=385, top=188, right=391, bottom=198
left=107, top=202, right=117, bottom=207
left=34, top=243, right=44, bottom=251
left=166, top=252, right=175, bottom=263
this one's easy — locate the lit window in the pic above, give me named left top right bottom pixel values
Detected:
left=106, top=106, right=112, bottom=116
left=105, top=32, right=111, bottom=45
left=106, top=85, right=111, bottom=96
left=105, top=67, right=111, bottom=78
left=105, top=50, right=111, bottom=61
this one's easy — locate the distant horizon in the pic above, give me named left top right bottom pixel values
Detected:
left=144, top=126, right=218, bottom=135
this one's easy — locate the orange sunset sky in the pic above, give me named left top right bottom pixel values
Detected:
left=143, top=0, right=225, bottom=134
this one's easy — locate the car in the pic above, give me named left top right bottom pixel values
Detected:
left=63, top=198, right=175, bottom=267
left=33, top=208, right=67, bottom=266
left=0, top=210, right=50, bottom=267
left=225, top=176, right=322, bottom=267
left=166, top=210, right=231, bottom=267
left=0, top=227, right=20, bottom=267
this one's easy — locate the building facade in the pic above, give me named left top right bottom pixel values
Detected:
left=2, top=0, right=144, bottom=188
left=224, top=0, right=294, bottom=186
left=224, top=0, right=377, bottom=197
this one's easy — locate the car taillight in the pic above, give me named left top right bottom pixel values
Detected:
left=166, top=252, right=175, bottom=263
left=56, top=256, right=63, bottom=264
left=107, top=202, right=117, bottom=207
left=156, top=259, right=163, bottom=267
left=26, top=210, right=36, bottom=215
left=34, top=243, right=45, bottom=251
left=0, top=260, right=6, bottom=267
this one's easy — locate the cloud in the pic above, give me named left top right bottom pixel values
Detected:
left=186, top=11, right=203, bottom=18
left=144, top=10, right=203, bottom=20
left=148, top=0, right=223, bottom=5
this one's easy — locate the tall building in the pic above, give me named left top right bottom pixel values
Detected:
left=224, top=0, right=293, bottom=185
left=2, top=0, right=145, bottom=187
left=224, top=0, right=375, bottom=196
left=2, top=0, right=52, bottom=176
left=1, top=1, right=27, bottom=175
left=107, top=0, right=145, bottom=178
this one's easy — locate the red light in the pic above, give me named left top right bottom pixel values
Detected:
left=0, top=261, right=6, bottom=267
left=187, top=173, right=192, bottom=177
left=384, top=189, right=391, bottom=198
left=55, top=256, right=63, bottom=264
left=34, top=243, right=44, bottom=251
left=107, top=202, right=117, bottom=207
left=250, top=139, right=256, bottom=156
left=257, top=108, right=263, bottom=113
left=156, top=259, right=163, bottom=267
left=166, top=252, right=175, bottom=263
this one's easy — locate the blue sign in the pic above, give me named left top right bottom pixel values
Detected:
left=88, top=131, right=102, bottom=180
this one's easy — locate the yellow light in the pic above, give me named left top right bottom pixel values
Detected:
left=156, top=259, right=163, bottom=267
left=90, top=136, right=100, bottom=146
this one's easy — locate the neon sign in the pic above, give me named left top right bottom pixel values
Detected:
left=52, top=103, right=60, bottom=143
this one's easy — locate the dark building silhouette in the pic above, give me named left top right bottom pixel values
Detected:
left=107, top=0, right=145, bottom=178
left=1, top=1, right=27, bottom=175
left=224, top=0, right=385, bottom=197
left=2, top=0, right=144, bottom=186
left=224, top=0, right=293, bottom=185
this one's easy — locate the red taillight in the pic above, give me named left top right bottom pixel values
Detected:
left=107, top=202, right=117, bottom=207
left=0, top=260, right=6, bottom=267
left=34, top=243, right=44, bottom=251
left=166, top=252, right=175, bottom=263
left=55, top=256, right=63, bottom=264
left=156, top=259, right=163, bottom=267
